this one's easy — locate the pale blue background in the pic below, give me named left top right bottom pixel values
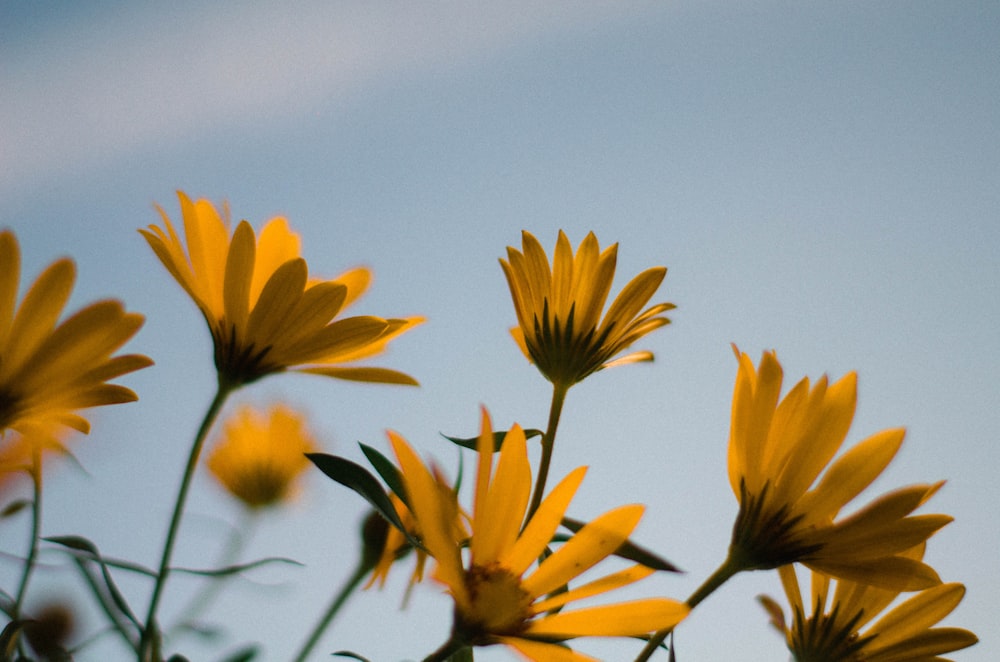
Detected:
left=1, top=2, right=997, bottom=660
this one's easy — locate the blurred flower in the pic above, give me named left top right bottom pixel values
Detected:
left=365, top=492, right=430, bottom=590
left=206, top=404, right=318, bottom=509
left=140, top=191, right=422, bottom=388
left=22, top=600, right=77, bottom=660
left=389, top=408, right=688, bottom=660
left=0, top=229, right=151, bottom=436
left=499, top=230, right=673, bottom=388
left=759, top=546, right=977, bottom=661
left=727, top=347, right=951, bottom=590
left=0, top=427, right=71, bottom=495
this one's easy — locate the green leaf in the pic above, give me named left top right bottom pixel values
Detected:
left=1, top=499, right=30, bottom=518
left=358, top=444, right=408, bottom=508
left=560, top=517, right=682, bottom=573
left=44, top=535, right=142, bottom=628
left=173, top=557, right=302, bottom=577
left=307, top=453, right=423, bottom=551
left=333, top=652, right=371, bottom=661
left=216, top=644, right=259, bottom=662
left=441, top=428, right=543, bottom=452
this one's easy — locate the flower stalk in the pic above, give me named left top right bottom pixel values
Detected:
left=139, top=377, right=235, bottom=661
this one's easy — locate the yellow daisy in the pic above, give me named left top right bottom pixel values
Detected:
left=388, top=408, right=689, bottom=661
left=499, top=230, right=674, bottom=389
left=206, top=404, right=318, bottom=509
left=140, top=191, right=422, bottom=387
left=727, top=347, right=951, bottom=590
left=759, top=546, right=977, bottom=661
left=366, top=492, right=429, bottom=589
left=0, top=229, right=151, bottom=436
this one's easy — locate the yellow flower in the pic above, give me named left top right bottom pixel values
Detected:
left=759, top=546, right=978, bottom=661
left=0, top=229, right=151, bottom=436
left=727, top=347, right=951, bottom=590
left=206, top=404, right=318, bottom=509
left=366, top=492, right=430, bottom=590
left=389, top=408, right=688, bottom=661
left=140, top=191, right=422, bottom=387
left=500, top=230, right=674, bottom=388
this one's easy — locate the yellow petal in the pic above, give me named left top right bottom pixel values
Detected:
left=866, top=583, right=965, bottom=652
left=245, top=259, right=309, bottom=343
left=528, top=599, right=689, bottom=637
left=522, top=504, right=642, bottom=598
left=866, top=627, right=978, bottom=662
left=222, top=221, right=256, bottom=333
left=0, top=230, right=20, bottom=345
left=498, top=637, right=599, bottom=662
left=798, top=428, right=905, bottom=523
left=3, top=258, right=75, bottom=379
left=551, top=230, right=574, bottom=320
left=180, top=192, right=229, bottom=318
left=388, top=432, right=466, bottom=602
left=298, top=366, right=419, bottom=385
left=330, top=267, right=371, bottom=310
left=532, top=564, right=654, bottom=613
left=502, top=466, right=587, bottom=576
left=251, top=217, right=301, bottom=304
left=809, top=555, right=941, bottom=591
left=774, top=372, right=857, bottom=505
left=570, top=232, right=611, bottom=332
left=472, top=424, right=530, bottom=565
left=599, top=266, right=666, bottom=339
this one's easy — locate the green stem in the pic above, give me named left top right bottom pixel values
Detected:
left=421, top=638, right=469, bottom=662
left=169, top=509, right=257, bottom=636
left=633, top=551, right=743, bottom=661
left=525, top=382, right=569, bottom=521
left=12, top=444, right=43, bottom=622
left=291, top=559, right=369, bottom=662
left=139, top=378, right=234, bottom=661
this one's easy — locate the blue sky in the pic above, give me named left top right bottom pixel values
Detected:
left=2, top=2, right=997, bottom=660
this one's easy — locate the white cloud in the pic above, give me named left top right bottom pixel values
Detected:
left=0, top=1, right=652, bottom=196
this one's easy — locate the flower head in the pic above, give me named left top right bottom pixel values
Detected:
left=366, top=492, right=431, bottom=590
left=759, top=546, right=977, bottom=661
left=140, top=192, right=422, bottom=388
left=389, top=408, right=688, bottom=660
left=500, top=231, right=674, bottom=389
left=727, top=347, right=951, bottom=590
left=206, top=404, right=318, bottom=509
left=0, top=229, right=151, bottom=436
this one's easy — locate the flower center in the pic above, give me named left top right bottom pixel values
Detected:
left=459, top=563, right=533, bottom=638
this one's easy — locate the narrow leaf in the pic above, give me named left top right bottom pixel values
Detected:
left=359, top=443, right=408, bottom=507
left=1, top=499, right=30, bottom=518
left=173, top=557, right=302, bottom=577
left=216, top=645, right=259, bottom=662
left=44, top=535, right=142, bottom=627
left=333, top=652, right=372, bottom=661
left=307, top=453, right=423, bottom=550
left=441, top=428, right=543, bottom=452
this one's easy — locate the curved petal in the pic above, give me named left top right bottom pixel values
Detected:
left=522, top=504, right=643, bottom=598
left=499, top=637, right=599, bottom=662
left=502, top=466, right=587, bottom=576
left=527, top=598, right=688, bottom=637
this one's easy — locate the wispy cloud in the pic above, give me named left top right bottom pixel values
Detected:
left=0, top=1, right=650, bottom=197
